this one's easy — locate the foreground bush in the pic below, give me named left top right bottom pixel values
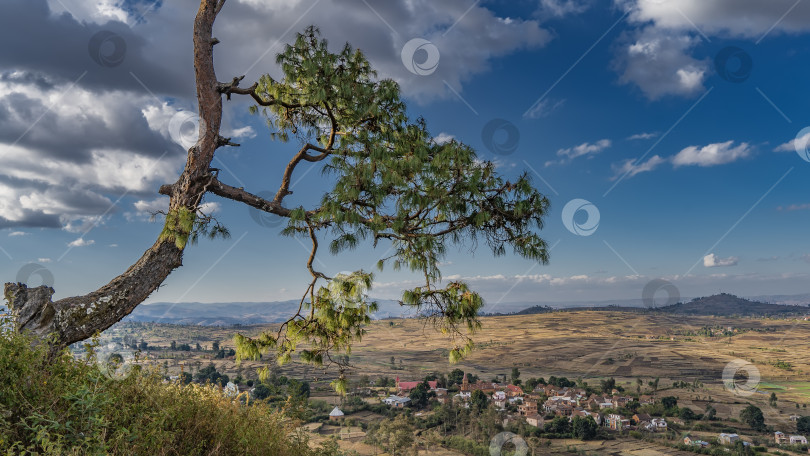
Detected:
left=0, top=327, right=337, bottom=455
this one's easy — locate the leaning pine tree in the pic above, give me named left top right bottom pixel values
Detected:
left=4, top=0, right=550, bottom=393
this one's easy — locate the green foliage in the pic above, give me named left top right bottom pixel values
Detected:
left=408, top=382, right=434, bottom=409
left=544, top=416, right=572, bottom=435
left=470, top=390, right=489, bottom=413
left=0, top=327, right=327, bottom=455
left=365, top=415, right=415, bottom=456
left=193, top=363, right=229, bottom=386
left=740, top=404, right=766, bottom=432
left=237, top=26, right=550, bottom=385
left=661, top=396, right=678, bottom=410
left=572, top=416, right=598, bottom=440
left=797, top=416, right=810, bottom=434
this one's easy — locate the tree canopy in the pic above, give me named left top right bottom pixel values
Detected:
left=4, top=1, right=550, bottom=396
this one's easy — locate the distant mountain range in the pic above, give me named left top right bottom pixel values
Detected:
left=4, top=292, right=805, bottom=326
left=121, top=299, right=415, bottom=326
left=515, top=293, right=809, bottom=317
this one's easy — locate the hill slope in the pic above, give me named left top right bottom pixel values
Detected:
left=658, top=293, right=807, bottom=316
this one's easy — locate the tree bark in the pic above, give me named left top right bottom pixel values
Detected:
left=4, top=0, right=224, bottom=352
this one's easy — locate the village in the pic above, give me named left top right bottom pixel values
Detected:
left=313, top=371, right=810, bottom=454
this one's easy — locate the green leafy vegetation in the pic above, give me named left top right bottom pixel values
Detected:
left=0, top=327, right=345, bottom=455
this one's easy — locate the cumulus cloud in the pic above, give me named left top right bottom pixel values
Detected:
left=546, top=139, right=611, bottom=166
left=703, top=253, right=738, bottom=268
left=611, top=154, right=666, bottom=179
left=432, top=133, right=455, bottom=145
left=8, top=231, right=27, bottom=236
left=68, top=238, right=95, bottom=247
left=672, top=140, right=751, bottom=167
left=774, top=130, right=810, bottom=153
left=0, top=0, right=559, bottom=230
left=614, top=26, right=708, bottom=100
left=621, top=0, right=810, bottom=39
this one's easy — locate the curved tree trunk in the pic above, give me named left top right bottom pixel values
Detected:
left=4, top=0, right=224, bottom=352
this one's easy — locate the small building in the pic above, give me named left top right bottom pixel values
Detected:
left=396, top=377, right=438, bottom=394
left=329, top=406, right=345, bottom=421
left=223, top=381, right=238, bottom=398
left=633, top=413, right=652, bottom=424
left=684, top=436, right=709, bottom=448
left=790, top=435, right=808, bottom=445
left=719, top=433, right=740, bottom=445
left=605, top=414, right=630, bottom=431
left=383, top=395, right=411, bottom=408
left=649, top=418, right=667, bottom=432
left=526, top=414, right=544, bottom=428
left=775, top=431, right=788, bottom=444
left=519, top=400, right=538, bottom=416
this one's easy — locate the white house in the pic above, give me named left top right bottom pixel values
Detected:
left=223, top=381, right=238, bottom=397
left=718, top=433, right=740, bottom=445
left=789, top=435, right=807, bottom=444
left=383, top=395, right=411, bottom=408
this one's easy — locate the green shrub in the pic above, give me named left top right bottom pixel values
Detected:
left=0, top=327, right=337, bottom=455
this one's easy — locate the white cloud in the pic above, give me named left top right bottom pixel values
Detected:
left=611, top=155, right=666, bottom=179
left=546, top=139, right=611, bottom=166
left=622, top=0, right=810, bottom=39
left=777, top=203, right=810, bottom=212
left=37, top=258, right=52, bottom=263
left=672, top=141, right=752, bottom=167
left=432, top=132, right=455, bottom=145
left=627, top=132, right=657, bottom=140
left=8, top=231, right=27, bottom=236
left=68, top=238, right=95, bottom=247
left=538, top=0, right=590, bottom=17
left=703, top=253, right=738, bottom=268
left=133, top=197, right=170, bottom=215
left=774, top=131, right=810, bottom=153
left=615, top=26, right=708, bottom=100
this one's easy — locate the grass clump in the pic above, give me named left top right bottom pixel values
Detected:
left=0, top=325, right=342, bottom=455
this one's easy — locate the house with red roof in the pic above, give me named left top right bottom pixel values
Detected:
left=396, top=377, right=438, bottom=394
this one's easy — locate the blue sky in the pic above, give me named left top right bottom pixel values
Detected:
left=1, top=0, right=809, bottom=308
